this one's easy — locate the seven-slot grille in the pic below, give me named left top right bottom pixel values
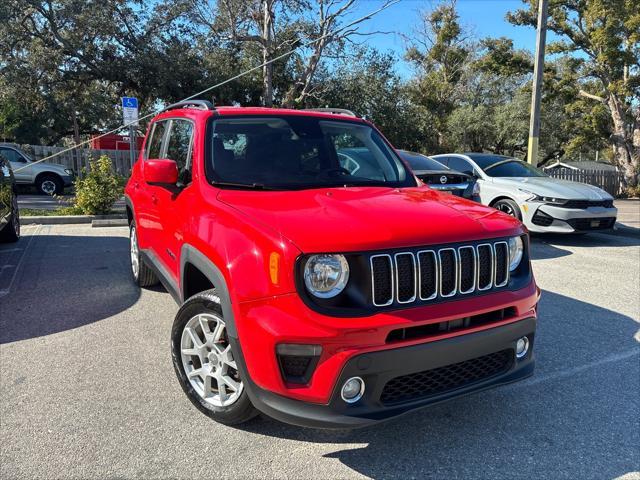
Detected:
left=370, top=241, right=510, bottom=307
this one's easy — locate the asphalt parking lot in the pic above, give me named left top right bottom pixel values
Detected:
left=1, top=224, right=639, bottom=479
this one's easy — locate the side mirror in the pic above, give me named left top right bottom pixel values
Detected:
left=145, top=159, right=178, bottom=186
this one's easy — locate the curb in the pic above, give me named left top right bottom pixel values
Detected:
left=21, top=214, right=126, bottom=225
left=92, top=219, right=129, bottom=228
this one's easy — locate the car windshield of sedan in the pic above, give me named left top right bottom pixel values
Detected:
left=209, top=116, right=414, bottom=189
left=483, top=159, right=547, bottom=178
left=398, top=151, right=449, bottom=171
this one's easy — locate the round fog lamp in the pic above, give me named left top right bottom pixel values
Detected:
left=516, top=336, right=530, bottom=358
left=341, top=377, right=365, bottom=403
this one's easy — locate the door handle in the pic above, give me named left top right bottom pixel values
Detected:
left=151, top=194, right=158, bottom=205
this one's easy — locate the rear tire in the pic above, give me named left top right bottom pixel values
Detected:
left=492, top=198, right=522, bottom=220
left=171, top=289, right=258, bottom=426
left=0, top=196, right=20, bottom=243
left=36, top=174, right=63, bottom=195
left=129, top=222, right=159, bottom=287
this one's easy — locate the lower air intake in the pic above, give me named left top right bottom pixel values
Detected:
left=380, top=349, right=513, bottom=405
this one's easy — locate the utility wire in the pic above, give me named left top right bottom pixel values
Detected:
left=14, top=0, right=399, bottom=172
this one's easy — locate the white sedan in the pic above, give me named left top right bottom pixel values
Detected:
left=431, top=153, right=618, bottom=233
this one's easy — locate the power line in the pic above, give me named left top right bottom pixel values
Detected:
left=14, top=0, right=400, bottom=172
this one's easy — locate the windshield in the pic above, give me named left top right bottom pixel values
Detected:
left=484, top=159, right=547, bottom=178
left=398, top=151, right=448, bottom=171
left=208, top=116, right=414, bottom=189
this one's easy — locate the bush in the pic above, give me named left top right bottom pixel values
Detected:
left=72, top=156, right=124, bottom=215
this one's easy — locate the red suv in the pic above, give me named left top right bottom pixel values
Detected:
left=125, top=101, right=538, bottom=428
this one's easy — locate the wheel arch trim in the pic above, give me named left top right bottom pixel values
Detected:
left=180, top=243, right=237, bottom=338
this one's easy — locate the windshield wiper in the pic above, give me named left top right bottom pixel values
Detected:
left=212, top=181, right=277, bottom=190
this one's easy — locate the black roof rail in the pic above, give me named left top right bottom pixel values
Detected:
left=304, top=108, right=359, bottom=118
left=163, top=100, right=215, bottom=112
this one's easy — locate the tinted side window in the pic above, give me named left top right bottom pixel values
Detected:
left=165, top=120, right=194, bottom=182
left=0, top=148, right=23, bottom=163
left=146, top=122, right=167, bottom=159
left=448, top=157, right=474, bottom=175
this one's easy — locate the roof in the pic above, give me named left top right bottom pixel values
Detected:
left=543, top=160, right=618, bottom=172
left=155, top=105, right=367, bottom=123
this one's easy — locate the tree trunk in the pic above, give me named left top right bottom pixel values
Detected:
left=608, top=94, right=638, bottom=186
left=261, top=0, right=274, bottom=107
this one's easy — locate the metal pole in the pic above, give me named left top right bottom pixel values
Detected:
left=527, top=0, right=548, bottom=165
left=128, top=125, right=136, bottom=168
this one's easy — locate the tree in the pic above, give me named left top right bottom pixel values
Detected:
left=508, top=0, right=640, bottom=185
left=405, top=1, right=473, bottom=149
left=317, top=47, right=437, bottom=152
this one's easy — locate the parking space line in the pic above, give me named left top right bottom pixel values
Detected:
left=0, top=224, right=42, bottom=297
left=506, top=348, right=640, bottom=390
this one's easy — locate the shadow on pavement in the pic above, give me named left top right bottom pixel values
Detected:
left=529, top=228, right=640, bottom=261
left=240, top=289, right=640, bottom=479
left=0, top=233, right=139, bottom=344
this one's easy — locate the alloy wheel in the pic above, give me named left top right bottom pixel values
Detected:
left=41, top=180, right=57, bottom=195
left=497, top=203, right=515, bottom=216
left=130, top=227, right=139, bottom=279
left=180, top=313, right=243, bottom=407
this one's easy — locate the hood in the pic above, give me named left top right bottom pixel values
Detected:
left=37, top=162, right=71, bottom=174
left=491, top=176, right=612, bottom=200
left=217, top=186, right=522, bottom=253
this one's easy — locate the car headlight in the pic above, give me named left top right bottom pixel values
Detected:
left=508, top=236, right=524, bottom=271
left=519, top=189, right=566, bottom=205
left=64, top=168, right=74, bottom=175
left=303, top=254, right=349, bottom=298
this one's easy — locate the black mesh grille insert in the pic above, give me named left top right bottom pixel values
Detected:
left=418, top=251, right=437, bottom=299
left=371, top=256, right=392, bottom=305
left=566, top=217, right=616, bottom=230
left=380, top=349, right=513, bottom=405
left=439, top=249, right=456, bottom=296
left=395, top=254, right=416, bottom=302
left=477, top=245, right=492, bottom=289
left=458, top=247, right=475, bottom=292
left=494, top=243, right=508, bottom=286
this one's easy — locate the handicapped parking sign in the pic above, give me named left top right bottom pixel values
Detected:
left=121, top=97, right=139, bottom=125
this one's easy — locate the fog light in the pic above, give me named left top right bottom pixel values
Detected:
left=341, top=377, right=365, bottom=403
left=516, top=336, right=530, bottom=358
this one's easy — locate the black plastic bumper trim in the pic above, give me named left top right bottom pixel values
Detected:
left=234, top=317, right=536, bottom=429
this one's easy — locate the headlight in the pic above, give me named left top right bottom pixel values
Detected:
left=519, top=189, right=566, bottom=205
left=508, top=236, right=524, bottom=271
left=303, top=254, right=349, bottom=298
left=64, top=168, right=74, bottom=175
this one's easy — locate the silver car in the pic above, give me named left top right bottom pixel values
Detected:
left=0, top=144, right=73, bottom=195
left=431, top=153, right=617, bottom=233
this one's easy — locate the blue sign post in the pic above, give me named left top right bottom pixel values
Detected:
left=121, top=97, right=139, bottom=165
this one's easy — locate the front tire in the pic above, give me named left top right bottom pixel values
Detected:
left=492, top=198, right=522, bottom=220
left=36, top=174, right=63, bottom=195
left=129, top=222, right=159, bottom=287
left=0, top=195, right=20, bottom=243
left=171, top=289, right=258, bottom=426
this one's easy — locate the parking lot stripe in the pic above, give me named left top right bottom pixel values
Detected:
left=0, top=224, right=41, bottom=297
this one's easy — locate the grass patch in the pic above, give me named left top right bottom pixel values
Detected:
left=20, top=207, right=81, bottom=216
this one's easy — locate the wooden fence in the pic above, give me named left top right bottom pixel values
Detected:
left=23, top=144, right=138, bottom=177
left=546, top=168, right=624, bottom=196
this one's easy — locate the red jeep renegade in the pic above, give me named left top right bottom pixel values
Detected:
left=125, top=101, right=538, bottom=428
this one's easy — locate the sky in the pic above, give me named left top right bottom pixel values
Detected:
left=348, top=0, right=558, bottom=77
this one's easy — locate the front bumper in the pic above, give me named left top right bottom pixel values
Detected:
left=61, top=174, right=74, bottom=187
left=234, top=317, right=535, bottom=429
left=523, top=203, right=617, bottom=233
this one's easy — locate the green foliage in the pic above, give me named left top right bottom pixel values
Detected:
left=72, top=156, right=124, bottom=215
